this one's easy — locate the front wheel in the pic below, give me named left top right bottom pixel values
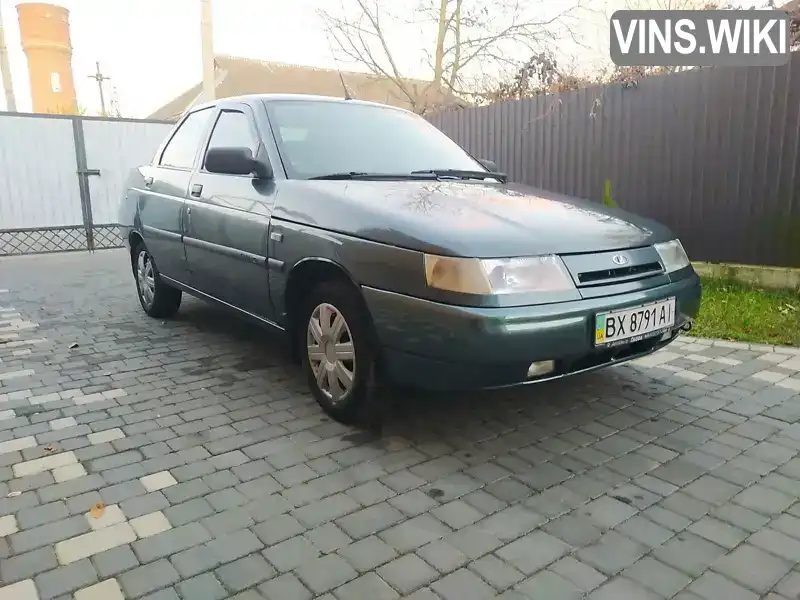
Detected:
left=133, top=243, right=182, bottom=318
left=299, top=282, right=377, bottom=424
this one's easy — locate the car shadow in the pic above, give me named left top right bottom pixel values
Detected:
left=171, top=295, right=656, bottom=447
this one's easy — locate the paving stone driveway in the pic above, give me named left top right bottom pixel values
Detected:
left=2, top=250, right=800, bottom=600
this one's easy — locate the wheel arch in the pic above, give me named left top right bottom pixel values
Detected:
left=283, top=257, right=379, bottom=363
left=128, top=230, right=144, bottom=251
left=128, top=230, right=145, bottom=270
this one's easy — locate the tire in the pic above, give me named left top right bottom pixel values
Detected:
left=132, top=242, right=182, bottom=319
left=299, top=281, right=377, bottom=424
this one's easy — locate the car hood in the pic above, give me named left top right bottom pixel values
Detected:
left=273, top=180, right=674, bottom=257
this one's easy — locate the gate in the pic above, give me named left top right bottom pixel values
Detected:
left=0, top=112, right=174, bottom=256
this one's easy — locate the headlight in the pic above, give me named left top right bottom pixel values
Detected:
left=424, top=254, right=574, bottom=295
left=654, top=239, right=691, bottom=273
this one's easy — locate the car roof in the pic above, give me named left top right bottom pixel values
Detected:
left=187, top=93, right=413, bottom=116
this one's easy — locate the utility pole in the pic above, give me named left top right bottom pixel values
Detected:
left=0, top=0, right=17, bottom=111
left=200, top=0, right=215, bottom=102
left=88, top=61, right=110, bottom=116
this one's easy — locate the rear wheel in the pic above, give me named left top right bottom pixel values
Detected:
left=299, top=281, right=377, bottom=424
left=132, top=242, right=182, bottom=318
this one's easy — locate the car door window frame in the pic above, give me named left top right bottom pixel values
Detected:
left=200, top=104, right=263, bottom=179
left=156, top=106, right=215, bottom=172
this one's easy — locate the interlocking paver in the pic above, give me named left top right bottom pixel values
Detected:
left=549, top=556, right=607, bottom=592
left=0, top=545, right=58, bottom=583
left=588, top=576, right=661, bottom=600
left=0, top=514, right=18, bottom=536
left=378, top=514, right=452, bottom=553
left=333, top=572, right=399, bottom=600
left=90, top=544, right=140, bottom=578
left=258, top=573, right=313, bottom=600
left=0, top=579, right=39, bottom=600
left=3, top=251, right=800, bottom=598
left=74, top=578, right=125, bottom=600
left=623, top=557, right=692, bottom=597
left=579, top=495, right=638, bottom=528
left=215, top=554, right=275, bottom=593
left=577, top=530, right=648, bottom=575
left=305, top=522, right=351, bottom=553
left=469, top=554, right=525, bottom=590
left=119, top=559, right=180, bottom=599
left=515, top=569, right=584, bottom=599
left=130, top=512, right=171, bottom=538
left=377, top=553, right=438, bottom=594
left=687, top=516, right=748, bottom=548
left=653, top=532, right=728, bottom=577
left=687, top=570, right=759, bottom=600
left=431, top=568, right=496, bottom=600
left=263, top=535, right=320, bottom=572
left=713, top=544, right=792, bottom=593
left=35, top=558, right=98, bottom=599
left=295, top=554, right=357, bottom=594
left=496, top=531, right=570, bottom=575
left=337, top=535, right=398, bottom=573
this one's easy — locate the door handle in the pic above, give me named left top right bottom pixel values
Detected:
left=190, top=184, right=203, bottom=197
left=144, top=176, right=153, bottom=187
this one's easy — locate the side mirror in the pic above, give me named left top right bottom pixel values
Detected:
left=478, top=158, right=498, bottom=172
left=205, top=146, right=273, bottom=179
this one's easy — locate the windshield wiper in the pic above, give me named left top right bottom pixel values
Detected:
left=308, top=171, right=437, bottom=181
left=411, top=169, right=507, bottom=183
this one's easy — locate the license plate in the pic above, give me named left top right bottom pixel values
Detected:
left=595, top=297, right=676, bottom=347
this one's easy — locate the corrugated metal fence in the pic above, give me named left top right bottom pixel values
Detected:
left=0, top=112, right=173, bottom=256
left=428, top=53, right=800, bottom=268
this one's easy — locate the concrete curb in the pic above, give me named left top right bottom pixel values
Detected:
left=693, top=261, right=800, bottom=291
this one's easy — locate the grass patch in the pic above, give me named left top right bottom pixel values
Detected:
left=689, top=276, right=800, bottom=347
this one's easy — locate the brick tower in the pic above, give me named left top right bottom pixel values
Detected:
left=17, top=3, right=77, bottom=114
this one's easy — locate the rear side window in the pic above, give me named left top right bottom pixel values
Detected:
left=205, top=110, right=258, bottom=160
left=160, top=108, right=213, bottom=169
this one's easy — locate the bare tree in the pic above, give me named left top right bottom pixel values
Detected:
left=625, top=0, right=724, bottom=9
left=475, top=52, right=597, bottom=104
left=319, top=0, right=585, bottom=113
left=788, top=2, right=800, bottom=48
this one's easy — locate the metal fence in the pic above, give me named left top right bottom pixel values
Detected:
left=0, top=112, right=174, bottom=256
left=428, top=53, right=800, bottom=268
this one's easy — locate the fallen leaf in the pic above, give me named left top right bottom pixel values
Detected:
left=43, top=445, right=57, bottom=453
left=69, top=342, right=79, bottom=349
left=90, top=502, right=105, bottom=519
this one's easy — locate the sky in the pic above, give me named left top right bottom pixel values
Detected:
left=0, top=0, right=761, bottom=118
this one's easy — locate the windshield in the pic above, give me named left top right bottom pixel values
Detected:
left=265, top=100, right=486, bottom=179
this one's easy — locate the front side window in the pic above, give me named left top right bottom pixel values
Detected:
left=266, top=101, right=483, bottom=179
left=160, top=108, right=213, bottom=169
left=205, top=110, right=258, bottom=162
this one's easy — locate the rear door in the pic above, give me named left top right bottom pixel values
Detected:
left=184, top=102, right=277, bottom=319
left=140, top=107, right=214, bottom=283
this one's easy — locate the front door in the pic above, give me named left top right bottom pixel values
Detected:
left=184, top=103, right=277, bottom=319
left=139, top=107, right=214, bottom=283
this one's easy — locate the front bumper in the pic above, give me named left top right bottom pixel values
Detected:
left=363, top=273, right=702, bottom=390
